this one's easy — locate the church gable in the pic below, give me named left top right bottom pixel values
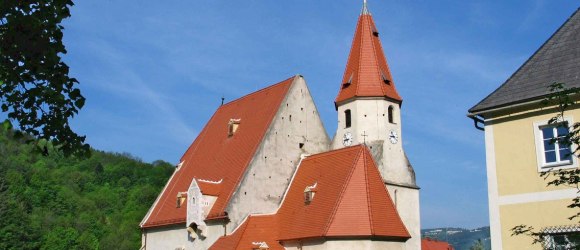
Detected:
left=225, top=75, right=331, bottom=231
left=141, top=76, right=295, bottom=228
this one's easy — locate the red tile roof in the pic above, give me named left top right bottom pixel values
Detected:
left=209, top=215, right=283, bottom=250
left=422, top=238, right=455, bottom=250
left=209, top=145, right=410, bottom=249
left=277, top=145, right=410, bottom=241
left=141, top=76, right=296, bottom=228
left=335, top=10, right=402, bottom=105
left=197, top=181, right=222, bottom=196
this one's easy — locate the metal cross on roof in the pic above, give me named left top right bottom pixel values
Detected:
left=361, top=131, right=368, bottom=145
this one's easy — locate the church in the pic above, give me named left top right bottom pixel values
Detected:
left=140, top=2, right=421, bottom=249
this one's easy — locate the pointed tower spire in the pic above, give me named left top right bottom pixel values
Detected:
left=335, top=2, right=402, bottom=107
left=361, top=0, right=370, bottom=15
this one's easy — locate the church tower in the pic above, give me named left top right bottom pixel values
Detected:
left=331, top=2, right=421, bottom=249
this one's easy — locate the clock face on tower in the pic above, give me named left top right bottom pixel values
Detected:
left=389, top=130, right=398, bottom=144
left=343, top=132, right=353, bottom=146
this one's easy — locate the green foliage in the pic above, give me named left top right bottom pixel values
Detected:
left=510, top=225, right=545, bottom=245
left=469, top=239, right=485, bottom=250
left=0, top=126, right=174, bottom=249
left=0, top=0, right=89, bottom=157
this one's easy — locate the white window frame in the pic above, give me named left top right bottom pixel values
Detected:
left=533, top=117, right=578, bottom=172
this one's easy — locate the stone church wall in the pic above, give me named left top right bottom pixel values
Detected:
left=387, top=184, right=420, bottom=250
left=225, top=75, right=330, bottom=232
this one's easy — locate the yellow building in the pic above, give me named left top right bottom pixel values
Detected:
left=468, top=8, right=580, bottom=250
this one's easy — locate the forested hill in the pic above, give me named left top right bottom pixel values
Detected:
left=0, top=127, right=174, bottom=249
left=422, top=227, right=491, bottom=250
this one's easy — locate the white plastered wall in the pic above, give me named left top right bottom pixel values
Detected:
left=142, top=223, right=225, bottom=250
left=332, top=99, right=414, bottom=185
left=332, top=99, right=401, bottom=148
left=225, top=75, right=330, bottom=232
left=387, top=185, right=420, bottom=250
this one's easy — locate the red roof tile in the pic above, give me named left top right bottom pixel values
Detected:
left=197, top=181, right=222, bottom=196
left=277, top=145, right=410, bottom=241
left=335, top=10, right=402, bottom=105
left=208, top=145, right=410, bottom=249
left=422, top=238, right=455, bottom=250
left=209, top=215, right=283, bottom=250
left=141, top=76, right=296, bottom=228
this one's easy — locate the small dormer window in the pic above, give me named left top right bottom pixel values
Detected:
left=252, top=242, right=269, bottom=250
left=304, top=182, right=317, bottom=205
left=176, top=192, right=187, bottom=208
left=342, top=74, right=353, bottom=89
left=228, top=118, right=241, bottom=137
left=372, top=26, right=379, bottom=37
left=381, top=70, right=391, bottom=85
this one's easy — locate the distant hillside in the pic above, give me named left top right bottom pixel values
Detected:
left=422, top=227, right=491, bottom=250
left=0, top=127, right=174, bottom=249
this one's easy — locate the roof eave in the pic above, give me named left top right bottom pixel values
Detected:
left=335, top=96, right=403, bottom=110
left=141, top=219, right=186, bottom=229
left=467, top=95, right=551, bottom=119
left=278, top=234, right=410, bottom=242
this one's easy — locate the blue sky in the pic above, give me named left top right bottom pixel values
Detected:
left=21, top=1, right=580, bottom=229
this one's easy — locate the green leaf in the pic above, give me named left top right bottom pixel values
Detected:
left=1, top=119, right=12, bottom=131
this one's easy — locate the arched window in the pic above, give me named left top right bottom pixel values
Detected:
left=388, top=106, right=394, bottom=124
left=345, top=109, right=351, bottom=128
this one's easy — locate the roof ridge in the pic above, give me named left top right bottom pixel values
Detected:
left=231, top=216, right=250, bottom=249
left=362, top=147, right=374, bottom=235
left=469, top=7, right=580, bottom=113
left=278, top=154, right=309, bottom=209
left=305, top=144, right=363, bottom=160
left=364, top=148, right=411, bottom=238
left=323, top=146, right=364, bottom=235
left=221, top=75, right=297, bottom=108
